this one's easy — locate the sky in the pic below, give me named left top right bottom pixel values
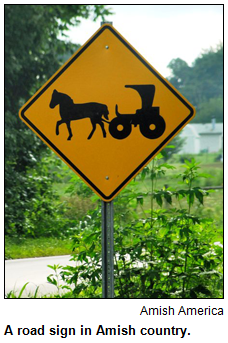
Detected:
left=66, top=4, right=223, bottom=78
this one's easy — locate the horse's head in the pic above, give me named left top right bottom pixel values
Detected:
left=49, top=89, right=59, bottom=109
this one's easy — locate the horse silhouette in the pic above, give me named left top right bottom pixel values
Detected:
left=49, top=90, right=109, bottom=140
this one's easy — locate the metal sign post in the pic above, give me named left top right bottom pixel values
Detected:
left=102, top=201, right=114, bottom=298
left=100, top=21, right=114, bottom=299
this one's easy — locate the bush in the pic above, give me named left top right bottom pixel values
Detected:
left=47, top=156, right=223, bottom=298
left=5, top=153, right=76, bottom=238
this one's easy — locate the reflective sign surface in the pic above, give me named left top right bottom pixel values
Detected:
left=19, top=24, right=195, bottom=201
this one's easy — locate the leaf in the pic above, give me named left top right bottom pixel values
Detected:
left=184, top=159, right=192, bottom=166
left=62, top=285, right=72, bottom=290
left=137, top=196, right=144, bottom=205
left=155, top=152, right=163, bottom=160
left=165, top=145, right=175, bottom=148
left=194, top=189, right=204, bottom=204
left=47, top=264, right=56, bottom=270
left=164, top=191, right=172, bottom=204
left=34, top=286, right=40, bottom=298
left=198, top=173, right=213, bottom=178
left=155, top=194, right=163, bottom=207
left=159, top=227, right=169, bottom=238
left=159, top=163, right=176, bottom=170
left=18, top=282, right=29, bottom=298
left=140, top=166, right=149, bottom=180
left=47, top=276, right=57, bottom=286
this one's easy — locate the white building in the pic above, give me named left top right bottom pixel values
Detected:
left=179, top=120, right=223, bottom=154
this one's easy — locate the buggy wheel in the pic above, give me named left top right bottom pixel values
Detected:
left=109, top=117, right=132, bottom=140
left=140, top=115, right=166, bottom=139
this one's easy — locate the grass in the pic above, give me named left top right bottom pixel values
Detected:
left=5, top=237, right=73, bottom=260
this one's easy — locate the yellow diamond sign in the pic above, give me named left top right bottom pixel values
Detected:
left=19, top=24, right=195, bottom=201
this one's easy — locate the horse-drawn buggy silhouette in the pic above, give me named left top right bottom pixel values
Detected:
left=109, top=84, right=166, bottom=140
left=49, top=84, right=165, bottom=141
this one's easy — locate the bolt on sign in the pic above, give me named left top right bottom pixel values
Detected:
left=19, top=24, right=195, bottom=202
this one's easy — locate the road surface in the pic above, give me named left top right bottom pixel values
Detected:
left=5, top=255, right=76, bottom=298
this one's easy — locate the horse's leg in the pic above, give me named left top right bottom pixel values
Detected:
left=56, top=119, right=64, bottom=135
left=88, top=119, right=96, bottom=140
left=66, top=121, right=73, bottom=140
left=98, top=120, right=106, bottom=138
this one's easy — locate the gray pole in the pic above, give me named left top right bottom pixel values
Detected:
left=101, top=201, right=114, bottom=298
left=100, top=21, right=114, bottom=299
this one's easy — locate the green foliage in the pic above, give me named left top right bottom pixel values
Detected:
left=5, top=236, right=73, bottom=260
left=5, top=152, right=75, bottom=238
left=195, top=97, right=223, bottom=123
left=5, top=5, right=112, bottom=237
left=6, top=283, right=40, bottom=298
left=60, top=208, right=103, bottom=298
left=160, top=137, right=186, bottom=161
left=47, top=264, right=72, bottom=297
left=47, top=156, right=223, bottom=298
left=167, top=44, right=223, bottom=123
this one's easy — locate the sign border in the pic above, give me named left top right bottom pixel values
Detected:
left=20, top=24, right=195, bottom=201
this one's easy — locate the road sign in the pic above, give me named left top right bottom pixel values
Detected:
left=19, top=24, right=195, bottom=201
